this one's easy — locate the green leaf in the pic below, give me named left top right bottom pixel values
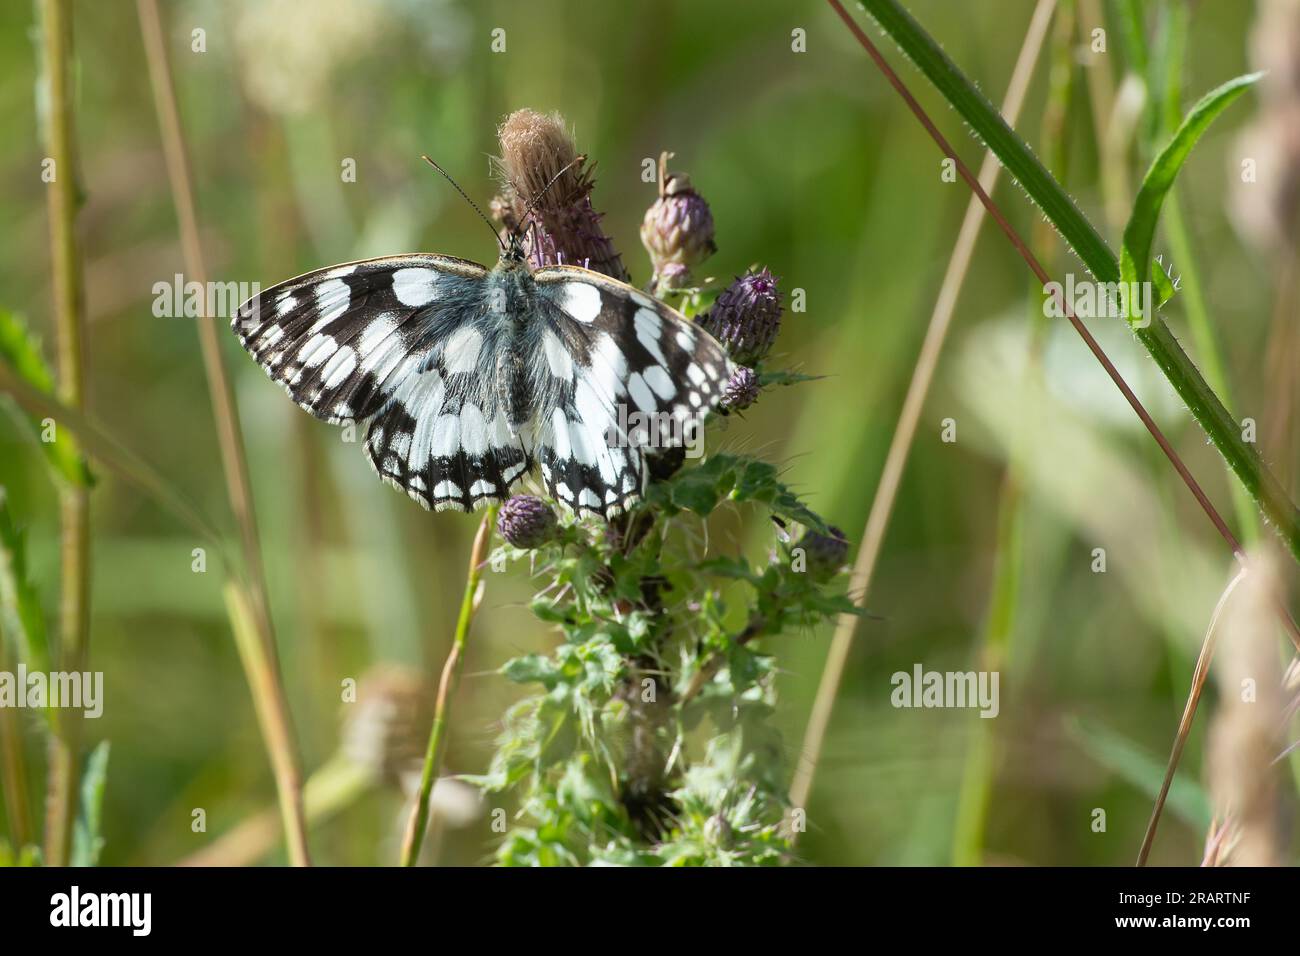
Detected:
left=0, top=310, right=93, bottom=488
left=71, top=741, right=110, bottom=867
left=502, top=654, right=560, bottom=687
left=1119, top=72, right=1262, bottom=301
left=1066, top=717, right=1211, bottom=831
left=0, top=490, right=52, bottom=678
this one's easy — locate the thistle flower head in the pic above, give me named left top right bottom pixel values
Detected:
left=721, top=365, right=760, bottom=411
left=700, top=268, right=783, bottom=366
left=641, top=152, right=716, bottom=289
left=498, top=494, right=558, bottom=549
left=492, top=109, right=628, bottom=281
left=797, top=525, right=849, bottom=578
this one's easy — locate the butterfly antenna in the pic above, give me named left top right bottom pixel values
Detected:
left=421, top=155, right=505, bottom=252
left=510, top=154, right=587, bottom=239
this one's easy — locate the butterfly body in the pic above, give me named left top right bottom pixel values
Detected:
left=233, top=246, right=733, bottom=518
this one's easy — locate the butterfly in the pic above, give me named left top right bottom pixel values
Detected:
left=231, top=175, right=734, bottom=519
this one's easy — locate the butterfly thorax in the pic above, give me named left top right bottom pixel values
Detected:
left=488, top=257, right=538, bottom=434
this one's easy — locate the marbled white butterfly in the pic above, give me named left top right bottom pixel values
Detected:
left=232, top=168, right=733, bottom=518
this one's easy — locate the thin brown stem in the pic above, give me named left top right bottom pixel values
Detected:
left=37, top=0, right=91, bottom=867
left=136, top=0, right=310, bottom=865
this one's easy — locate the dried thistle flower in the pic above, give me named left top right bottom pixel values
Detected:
left=641, top=151, right=716, bottom=292
left=700, top=268, right=783, bottom=366
left=492, top=109, right=628, bottom=281
left=721, top=365, right=760, bottom=411
left=497, top=494, right=558, bottom=549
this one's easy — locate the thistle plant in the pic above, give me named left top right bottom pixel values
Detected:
left=474, top=111, right=855, bottom=866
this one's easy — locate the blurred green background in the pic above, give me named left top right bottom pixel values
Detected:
left=1, top=0, right=1297, bottom=866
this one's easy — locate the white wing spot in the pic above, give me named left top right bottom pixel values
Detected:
left=686, top=363, right=706, bottom=386
left=634, top=308, right=667, bottom=366
left=675, top=328, right=694, bottom=350
left=459, top=404, right=488, bottom=456
left=470, top=479, right=495, bottom=497
left=560, top=282, right=602, bottom=323
left=314, top=279, right=351, bottom=328
left=301, top=333, right=337, bottom=368
left=542, top=329, right=573, bottom=380
left=321, top=346, right=358, bottom=389
left=442, top=326, right=483, bottom=374
left=627, top=372, right=657, bottom=413
left=433, top=480, right=462, bottom=499
left=643, top=365, right=676, bottom=401
left=393, top=268, right=440, bottom=307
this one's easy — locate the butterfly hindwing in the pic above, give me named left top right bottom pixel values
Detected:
left=364, top=375, right=530, bottom=513
left=531, top=266, right=734, bottom=517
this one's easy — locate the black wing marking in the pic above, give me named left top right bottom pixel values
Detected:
left=531, top=266, right=734, bottom=518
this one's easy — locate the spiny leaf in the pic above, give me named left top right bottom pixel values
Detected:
left=0, top=310, right=93, bottom=488
left=71, top=741, right=111, bottom=867
left=1120, top=72, right=1262, bottom=303
left=0, top=489, right=52, bottom=678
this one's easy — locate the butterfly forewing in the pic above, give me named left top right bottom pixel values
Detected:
left=232, top=254, right=489, bottom=424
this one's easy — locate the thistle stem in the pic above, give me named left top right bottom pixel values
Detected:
left=400, top=506, right=498, bottom=866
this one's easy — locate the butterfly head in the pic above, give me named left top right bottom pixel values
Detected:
left=502, top=229, right=528, bottom=266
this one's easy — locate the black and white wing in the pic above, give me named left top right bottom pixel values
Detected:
left=531, top=265, right=734, bottom=518
left=232, top=255, right=529, bottom=512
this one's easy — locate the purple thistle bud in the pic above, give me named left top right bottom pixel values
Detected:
left=700, top=268, right=782, bottom=366
left=641, top=152, right=715, bottom=292
left=721, top=365, right=760, bottom=411
left=497, top=495, right=558, bottom=549
left=797, top=525, right=849, bottom=577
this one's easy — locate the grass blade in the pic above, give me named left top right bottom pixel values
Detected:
left=1120, top=72, right=1262, bottom=291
